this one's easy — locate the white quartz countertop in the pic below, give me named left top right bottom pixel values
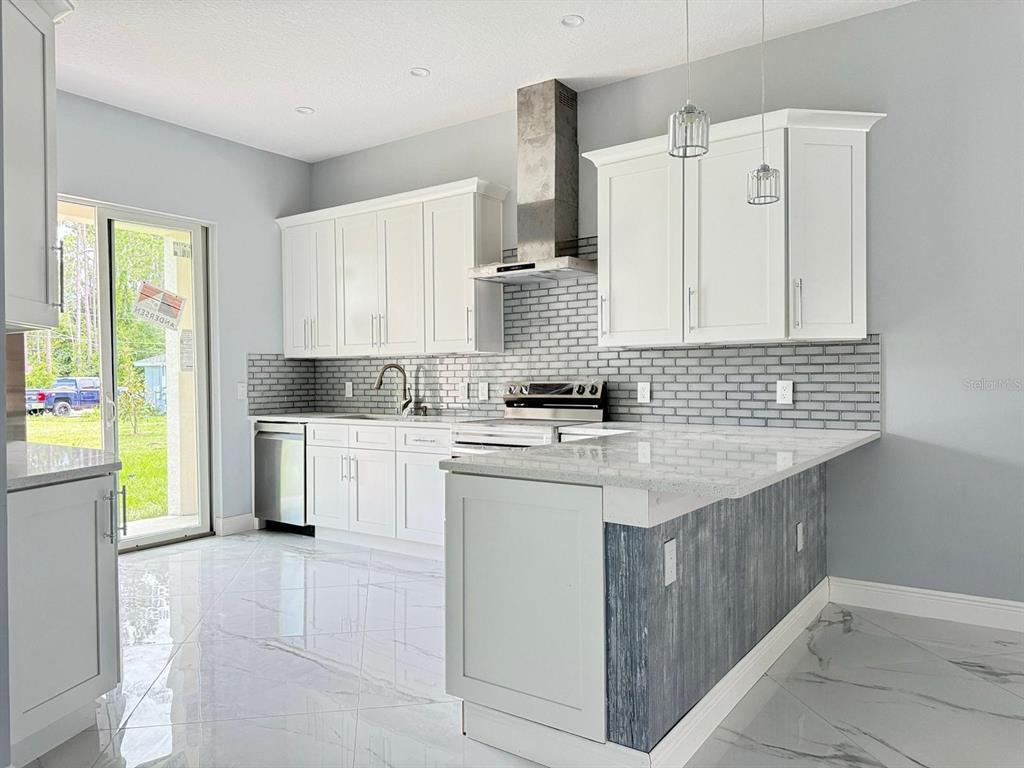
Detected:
left=248, top=412, right=469, bottom=428
left=7, top=441, right=122, bottom=492
left=440, top=424, right=879, bottom=498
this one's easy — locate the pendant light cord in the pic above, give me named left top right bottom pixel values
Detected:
left=685, top=0, right=691, bottom=104
left=760, top=0, right=766, bottom=163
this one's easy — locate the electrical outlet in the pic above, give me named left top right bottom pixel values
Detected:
left=236, top=382, right=247, bottom=401
left=638, top=441, right=651, bottom=463
left=776, top=450, right=794, bottom=471
left=477, top=382, right=489, bottom=401
left=796, top=522, right=805, bottom=553
left=344, top=382, right=353, bottom=398
left=637, top=381, right=652, bottom=404
left=776, top=380, right=794, bottom=405
left=461, top=381, right=470, bottom=401
left=664, top=539, right=677, bottom=586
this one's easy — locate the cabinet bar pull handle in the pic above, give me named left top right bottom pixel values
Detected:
left=794, top=278, right=804, bottom=328
left=688, top=288, right=697, bottom=331
left=351, top=457, right=358, bottom=484
left=465, top=306, right=471, bottom=343
left=103, top=493, right=116, bottom=542
left=598, top=295, right=607, bottom=337
left=120, top=485, right=128, bottom=536
left=311, top=317, right=317, bottom=349
left=50, top=242, right=65, bottom=311
left=342, top=455, right=348, bottom=481
left=381, top=313, right=387, bottom=346
left=370, top=313, right=376, bottom=347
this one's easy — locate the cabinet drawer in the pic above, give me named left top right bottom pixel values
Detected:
left=307, top=423, right=350, bottom=447
left=350, top=425, right=396, bottom=450
left=397, top=427, right=451, bottom=454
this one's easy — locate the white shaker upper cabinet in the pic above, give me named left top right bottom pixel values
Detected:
left=585, top=143, right=684, bottom=347
left=336, top=211, right=380, bottom=356
left=424, top=193, right=504, bottom=354
left=684, top=129, right=787, bottom=344
left=377, top=203, right=425, bottom=355
left=788, top=127, right=867, bottom=339
left=3, top=0, right=60, bottom=331
left=282, top=221, right=337, bottom=357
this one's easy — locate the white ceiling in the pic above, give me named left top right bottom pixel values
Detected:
left=56, top=0, right=911, bottom=163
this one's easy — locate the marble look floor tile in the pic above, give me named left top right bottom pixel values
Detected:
left=360, top=627, right=457, bottom=709
left=128, top=634, right=362, bottom=726
left=363, top=580, right=445, bottom=631
left=367, top=550, right=445, bottom=583
left=775, top=657, right=1024, bottom=768
left=94, top=711, right=358, bottom=768
left=224, top=552, right=372, bottom=592
left=768, top=604, right=938, bottom=678
left=849, top=605, right=1024, bottom=660
left=192, top=586, right=365, bottom=641
left=353, top=702, right=540, bottom=768
left=119, top=557, right=247, bottom=598
left=950, top=652, right=1024, bottom=699
left=120, top=591, right=209, bottom=646
left=96, top=643, right=181, bottom=731
left=685, top=677, right=886, bottom=768
left=243, top=531, right=374, bottom=560
left=31, top=727, right=112, bottom=768
left=120, top=535, right=260, bottom=564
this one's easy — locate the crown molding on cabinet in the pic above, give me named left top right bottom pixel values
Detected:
left=583, top=108, right=886, bottom=167
left=276, top=177, right=510, bottom=229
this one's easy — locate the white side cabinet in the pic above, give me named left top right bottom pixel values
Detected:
left=348, top=448, right=397, bottom=538
left=8, top=474, right=120, bottom=764
left=278, top=178, right=509, bottom=359
left=396, top=451, right=445, bottom=545
left=584, top=109, right=884, bottom=348
left=3, top=0, right=60, bottom=331
left=307, top=444, right=349, bottom=531
left=282, top=220, right=337, bottom=357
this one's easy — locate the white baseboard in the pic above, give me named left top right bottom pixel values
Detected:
left=315, top=526, right=444, bottom=561
left=214, top=514, right=258, bottom=537
left=649, top=578, right=829, bottom=768
left=462, top=579, right=829, bottom=768
left=828, top=577, right=1024, bottom=633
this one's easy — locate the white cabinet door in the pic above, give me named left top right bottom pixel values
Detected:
left=308, top=219, right=338, bottom=355
left=446, top=474, right=605, bottom=741
left=3, top=0, right=59, bottom=331
left=788, top=127, right=867, bottom=340
left=307, top=445, right=349, bottom=531
left=684, top=129, right=786, bottom=344
left=336, top=212, right=379, bottom=355
left=596, top=152, right=684, bottom=347
left=395, top=451, right=445, bottom=546
left=424, top=194, right=475, bottom=354
left=282, top=224, right=313, bottom=357
left=377, top=203, right=425, bottom=355
left=8, top=475, right=118, bottom=746
left=348, top=448, right=397, bottom=538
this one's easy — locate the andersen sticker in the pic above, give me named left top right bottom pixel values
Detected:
left=134, top=282, right=186, bottom=330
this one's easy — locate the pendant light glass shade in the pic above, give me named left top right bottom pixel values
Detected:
left=747, top=162, right=780, bottom=205
left=668, top=102, right=709, bottom=158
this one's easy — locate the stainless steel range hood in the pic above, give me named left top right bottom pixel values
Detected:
left=469, top=79, right=596, bottom=284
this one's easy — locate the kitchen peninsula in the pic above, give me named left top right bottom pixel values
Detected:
left=441, top=424, right=879, bottom=767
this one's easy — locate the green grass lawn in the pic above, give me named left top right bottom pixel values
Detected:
left=27, top=411, right=169, bottom=522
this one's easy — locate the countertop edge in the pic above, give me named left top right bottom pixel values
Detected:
left=8, top=461, right=122, bottom=492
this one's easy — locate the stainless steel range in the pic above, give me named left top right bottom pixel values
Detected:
left=451, top=380, right=606, bottom=455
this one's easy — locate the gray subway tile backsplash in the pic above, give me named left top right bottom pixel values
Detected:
left=248, top=268, right=881, bottom=430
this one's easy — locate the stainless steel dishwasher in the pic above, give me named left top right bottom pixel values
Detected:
left=253, top=421, right=306, bottom=525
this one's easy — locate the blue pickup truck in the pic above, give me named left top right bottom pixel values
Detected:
left=26, top=377, right=102, bottom=416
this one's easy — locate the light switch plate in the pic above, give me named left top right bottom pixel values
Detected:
left=664, top=539, right=677, bottom=586
left=344, top=382, right=353, bottom=398
left=477, top=382, right=489, bottom=401
left=236, top=382, right=247, bottom=401
left=796, top=522, right=805, bottom=553
left=776, top=380, right=794, bottom=405
left=637, top=382, right=652, bottom=404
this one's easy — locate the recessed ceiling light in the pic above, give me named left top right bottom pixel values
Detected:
left=409, top=67, right=431, bottom=78
left=561, top=14, right=585, bottom=28
left=295, top=106, right=316, bottom=115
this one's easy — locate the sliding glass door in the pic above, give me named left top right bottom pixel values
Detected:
left=96, top=206, right=212, bottom=549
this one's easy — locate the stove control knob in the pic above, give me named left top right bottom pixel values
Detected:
left=517, top=385, right=528, bottom=395
left=506, top=384, right=516, bottom=395
left=575, top=384, right=586, bottom=395
left=589, top=383, right=600, bottom=395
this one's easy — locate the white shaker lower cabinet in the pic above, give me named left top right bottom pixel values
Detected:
left=787, top=127, right=867, bottom=339
left=395, top=452, right=445, bottom=546
left=8, top=474, right=119, bottom=765
left=3, top=0, right=61, bottom=331
left=445, top=474, right=606, bottom=741
left=683, top=128, right=787, bottom=344
left=306, top=444, right=350, bottom=531
left=592, top=147, right=684, bottom=347
left=348, top=448, right=397, bottom=538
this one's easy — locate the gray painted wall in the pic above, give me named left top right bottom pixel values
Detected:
left=56, top=92, right=312, bottom=521
left=309, top=0, right=1024, bottom=600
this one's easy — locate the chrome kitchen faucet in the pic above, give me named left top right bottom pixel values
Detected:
left=373, top=363, right=413, bottom=415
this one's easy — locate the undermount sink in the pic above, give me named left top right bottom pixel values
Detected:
left=324, top=413, right=442, bottom=421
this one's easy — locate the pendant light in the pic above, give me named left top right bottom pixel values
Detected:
left=747, top=0, right=780, bottom=205
left=668, top=0, right=709, bottom=158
